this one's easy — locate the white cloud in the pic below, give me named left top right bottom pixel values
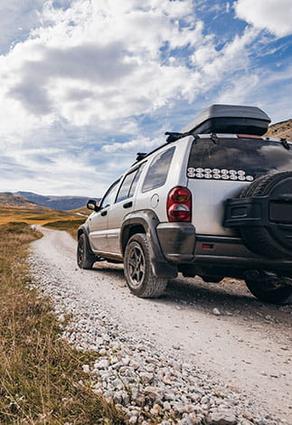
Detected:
left=216, top=74, right=260, bottom=104
left=0, top=0, right=46, bottom=52
left=1, top=0, right=289, bottom=195
left=235, top=0, right=292, bottom=37
left=0, top=0, right=205, bottom=132
left=101, top=136, right=162, bottom=154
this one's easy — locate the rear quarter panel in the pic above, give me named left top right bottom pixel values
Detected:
left=133, top=138, right=190, bottom=222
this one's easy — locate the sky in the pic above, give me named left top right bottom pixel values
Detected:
left=1, top=0, right=292, bottom=197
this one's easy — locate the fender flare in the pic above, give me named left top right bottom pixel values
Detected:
left=77, top=224, right=95, bottom=253
left=77, top=223, right=90, bottom=239
left=121, top=210, right=177, bottom=279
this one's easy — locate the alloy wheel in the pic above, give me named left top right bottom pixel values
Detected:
left=127, top=243, right=145, bottom=288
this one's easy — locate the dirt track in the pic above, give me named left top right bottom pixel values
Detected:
left=31, top=228, right=292, bottom=423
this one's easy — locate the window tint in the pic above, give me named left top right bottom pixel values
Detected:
left=116, top=170, right=137, bottom=203
left=142, top=147, right=175, bottom=192
left=101, top=180, right=120, bottom=208
left=187, top=138, right=292, bottom=181
left=116, top=163, right=145, bottom=203
left=129, top=163, right=145, bottom=197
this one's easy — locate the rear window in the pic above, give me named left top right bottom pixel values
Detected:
left=142, top=147, right=175, bottom=192
left=187, top=138, right=292, bottom=182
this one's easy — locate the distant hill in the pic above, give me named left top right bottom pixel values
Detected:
left=16, top=191, right=91, bottom=211
left=267, top=119, right=292, bottom=140
left=0, top=192, right=43, bottom=209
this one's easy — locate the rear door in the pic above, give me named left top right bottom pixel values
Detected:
left=186, top=137, right=252, bottom=236
left=106, top=164, right=145, bottom=254
left=88, top=180, right=120, bottom=253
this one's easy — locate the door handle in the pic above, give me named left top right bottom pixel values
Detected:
left=101, top=210, right=108, bottom=216
left=123, top=201, right=133, bottom=209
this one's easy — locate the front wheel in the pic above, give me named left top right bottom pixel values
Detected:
left=77, top=233, right=97, bottom=270
left=124, top=233, right=168, bottom=298
left=245, top=272, right=292, bottom=305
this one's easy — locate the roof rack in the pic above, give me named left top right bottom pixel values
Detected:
left=136, top=152, right=147, bottom=162
left=134, top=104, right=272, bottom=165
left=165, top=131, right=194, bottom=143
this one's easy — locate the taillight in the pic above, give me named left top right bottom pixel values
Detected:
left=167, top=186, right=192, bottom=222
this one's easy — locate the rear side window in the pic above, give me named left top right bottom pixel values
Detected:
left=129, top=163, right=145, bottom=197
left=142, top=147, right=175, bottom=192
left=116, top=163, right=145, bottom=203
left=116, top=170, right=137, bottom=203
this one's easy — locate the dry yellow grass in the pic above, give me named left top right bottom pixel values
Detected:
left=0, top=222, right=125, bottom=425
left=44, top=218, right=85, bottom=239
left=0, top=205, right=84, bottom=227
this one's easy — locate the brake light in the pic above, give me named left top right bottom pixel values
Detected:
left=167, top=186, right=192, bottom=222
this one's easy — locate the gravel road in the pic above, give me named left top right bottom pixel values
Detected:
left=29, top=228, right=292, bottom=424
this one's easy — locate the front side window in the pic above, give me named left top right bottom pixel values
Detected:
left=142, top=147, right=175, bottom=192
left=100, top=180, right=120, bottom=208
left=187, top=138, right=292, bottom=181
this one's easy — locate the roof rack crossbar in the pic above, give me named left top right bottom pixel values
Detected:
left=165, top=131, right=194, bottom=143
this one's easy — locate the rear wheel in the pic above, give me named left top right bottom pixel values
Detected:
left=245, top=272, right=292, bottom=304
left=77, top=233, right=97, bottom=269
left=124, top=233, right=168, bottom=298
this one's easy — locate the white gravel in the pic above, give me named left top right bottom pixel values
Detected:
left=28, top=228, right=292, bottom=425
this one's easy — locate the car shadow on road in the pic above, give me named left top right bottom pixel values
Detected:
left=91, top=262, right=291, bottom=325
left=162, top=277, right=292, bottom=326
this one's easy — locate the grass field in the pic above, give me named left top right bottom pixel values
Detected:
left=0, top=222, right=124, bottom=424
left=0, top=205, right=85, bottom=226
left=0, top=205, right=88, bottom=240
left=44, top=218, right=85, bottom=239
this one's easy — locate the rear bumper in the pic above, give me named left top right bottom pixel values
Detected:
left=194, top=235, right=292, bottom=274
left=156, top=223, right=292, bottom=275
left=156, top=222, right=196, bottom=262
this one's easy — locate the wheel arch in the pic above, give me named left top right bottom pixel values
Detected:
left=77, top=223, right=90, bottom=240
left=120, top=210, right=178, bottom=279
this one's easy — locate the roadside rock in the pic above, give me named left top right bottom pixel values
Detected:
left=28, top=239, right=287, bottom=425
left=207, top=409, right=237, bottom=425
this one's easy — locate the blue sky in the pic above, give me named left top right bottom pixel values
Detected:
left=0, top=0, right=292, bottom=196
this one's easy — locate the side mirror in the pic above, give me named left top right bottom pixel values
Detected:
left=87, top=199, right=100, bottom=211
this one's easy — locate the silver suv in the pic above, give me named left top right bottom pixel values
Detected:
left=77, top=105, right=292, bottom=304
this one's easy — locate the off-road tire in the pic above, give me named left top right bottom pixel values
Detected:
left=124, top=233, right=168, bottom=298
left=77, top=233, right=97, bottom=269
left=239, top=172, right=292, bottom=258
left=245, top=273, right=292, bottom=304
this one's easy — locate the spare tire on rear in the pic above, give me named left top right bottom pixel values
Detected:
left=224, top=172, right=292, bottom=258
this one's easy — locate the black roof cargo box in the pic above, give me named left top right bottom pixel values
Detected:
left=182, top=104, right=271, bottom=136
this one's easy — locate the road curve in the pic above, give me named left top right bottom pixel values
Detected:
left=31, top=228, right=292, bottom=422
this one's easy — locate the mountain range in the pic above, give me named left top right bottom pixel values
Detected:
left=266, top=119, right=292, bottom=140
left=0, top=192, right=43, bottom=209
left=15, top=191, right=92, bottom=211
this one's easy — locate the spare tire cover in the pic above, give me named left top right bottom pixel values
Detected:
left=239, top=171, right=292, bottom=258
